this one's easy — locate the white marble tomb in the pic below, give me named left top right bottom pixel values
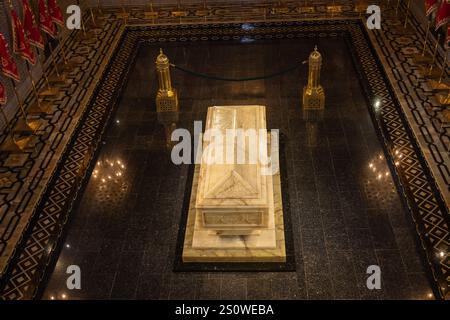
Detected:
left=182, top=105, right=286, bottom=262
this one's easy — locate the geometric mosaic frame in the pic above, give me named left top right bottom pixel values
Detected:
left=345, top=24, right=449, bottom=299
left=0, top=19, right=448, bottom=300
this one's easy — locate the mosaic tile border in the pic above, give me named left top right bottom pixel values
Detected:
left=0, top=16, right=125, bottom=276
left=0, top=23, right=129, bottom=299
left=370, top=3, right=450, bottom=208
left=343, top=24, right=450, bottom=299
left=0, top=19, right=448, bottom=300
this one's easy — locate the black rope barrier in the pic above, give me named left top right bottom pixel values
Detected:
left=170, top=61, right=306, bottom=82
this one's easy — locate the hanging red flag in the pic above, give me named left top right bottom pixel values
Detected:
left=39, top=0, right=56, bottom=38
left=425, top=0, right=439, bottom=16
left=0, top=33, right=20, bottom=82
left=48, top=0, right=64, bottom=27
left=11, top=9, right=36, bottom=65
left=435, top=0, right=450, bottom=30
left=0, top=81, right=6, bottom=105
left=23, top=0, right=44, bottom=49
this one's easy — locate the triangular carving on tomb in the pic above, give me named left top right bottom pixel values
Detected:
left=206, top=170, right=257, bottom=199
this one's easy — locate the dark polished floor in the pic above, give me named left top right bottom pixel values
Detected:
left=43, top=33, right=432, bottom=299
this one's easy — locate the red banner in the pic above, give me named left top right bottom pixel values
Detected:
left=0, top=81, right=6, bottom=105
left=11, top=9, right=36, bottom=65
left=48, top=0, right=64, bottom=27
left=425, top=0, right=439, bottom=16
left=39, top=0, right=56, bottom=38
left=435, top=0, right=450, bottom=30
left=0, top=33, right=20, bottom=82
left=23, top=0, right=44, bottom=50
